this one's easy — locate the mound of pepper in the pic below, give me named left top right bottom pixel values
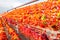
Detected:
left=0, top=0, right=60, bottom=40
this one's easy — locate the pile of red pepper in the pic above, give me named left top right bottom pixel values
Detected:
left=0, top=0, right=60, bottom=40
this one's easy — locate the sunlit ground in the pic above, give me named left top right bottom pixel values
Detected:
left=0, top=0, right=47, bottom=13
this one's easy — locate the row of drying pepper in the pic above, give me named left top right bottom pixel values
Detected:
left=0, top=0, right=60, bottom=40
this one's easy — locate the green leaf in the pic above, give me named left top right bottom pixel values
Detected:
left=57, top=13, right=60, bottom=18
left=41, top=15, right=46, bottom=20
